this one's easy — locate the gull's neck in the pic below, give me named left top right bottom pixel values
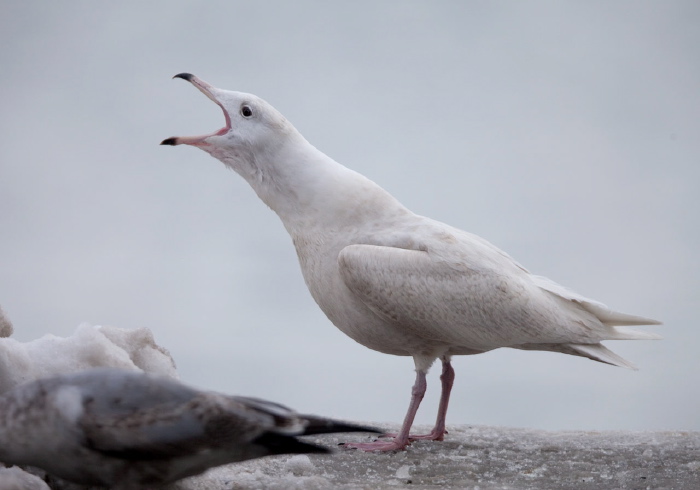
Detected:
left=243, top=137, right=410, bottom=234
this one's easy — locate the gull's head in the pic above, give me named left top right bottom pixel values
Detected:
left=161, top=73, right=297, bottom=173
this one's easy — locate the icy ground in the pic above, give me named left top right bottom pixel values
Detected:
left=0, top=318, right=696, bottom=489
left=33, top=424, right=700, bottom=490
left=173, top=424, right=700, bottom=490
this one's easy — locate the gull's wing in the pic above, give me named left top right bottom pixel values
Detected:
left=337, top=244, right=653, bottom=351
left=71, top=370, right=286, bottom=460
left=228, top=396, right=306, bottom=434
left=83, top=395, right=370, bottom=463
left=338, top=244, right=553, bottom=350
left=82, top=392, right=274, bottom=461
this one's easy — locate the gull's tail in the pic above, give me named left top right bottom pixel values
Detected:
left=517, top=275, right=662, bottom=369
left=532, top=274, right=662, bottom=339
left=565, top=343, right=639, bottom=370
left=513, top=342, right=641, bottom=370
left=533, top=274, right=662, bottom=323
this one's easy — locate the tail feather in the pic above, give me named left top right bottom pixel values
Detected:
left=532, top=274, right=662, bottom=327
left=566, top=343, right=638, bottom=370
left=513, top=342, right=639, bottom=370
left=609, top=327, right=662, bottom=341
left=583, top=304, right=662, bottom=328
left=517, top=276, right=660, bottom=370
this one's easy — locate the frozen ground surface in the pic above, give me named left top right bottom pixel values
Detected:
left=2, top=320, right=696, bottom=489
left=33, top=423, right=700, bottom=490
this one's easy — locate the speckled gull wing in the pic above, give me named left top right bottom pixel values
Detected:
left=338, top=244, right=660, bottom=352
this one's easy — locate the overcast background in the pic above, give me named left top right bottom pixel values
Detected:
left=1, top=1, right=697, bottom=432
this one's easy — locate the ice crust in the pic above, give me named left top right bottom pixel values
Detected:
left=35, top=425, right=700, bottom=489
left=170, top=424, right=700, bottom=490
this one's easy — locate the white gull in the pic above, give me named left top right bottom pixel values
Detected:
left=0, top=368, right=378, bottom=487
left=161, top=74, right=661, bottom=451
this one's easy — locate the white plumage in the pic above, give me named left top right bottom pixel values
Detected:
left=162, top=74, right=660, bottom=451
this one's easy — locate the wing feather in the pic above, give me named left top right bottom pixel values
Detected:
left=338, top=242, right=661, bottom=353
left=338, top=244, right=590, bottom=350
left=82, top=393, right=274, bottom=460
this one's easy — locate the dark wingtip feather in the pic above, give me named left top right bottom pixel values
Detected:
left=300, top=416, right=384, bottom=436
left=253, top=433, right=330, bottom=456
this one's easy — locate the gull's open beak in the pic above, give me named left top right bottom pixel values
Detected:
left=160, top=73, right=232, bottom=146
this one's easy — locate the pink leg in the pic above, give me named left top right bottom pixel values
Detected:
left=379, top=358, right=455, bottom=442
left=406, top=358, right=454, bottom=441
left=342, top=369, right=427, bottom=451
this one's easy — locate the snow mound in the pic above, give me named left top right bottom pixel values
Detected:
left=0, top=466, right=50, bottom=490
left=0, top=324, right=176, bottom=394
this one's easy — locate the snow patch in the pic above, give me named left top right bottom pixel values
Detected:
left=284, top=455, right=315, bottom=476
left=0, top=466, right=50, bottom=490
left=0, top=324, right=177, bottom=394
left=394, top=464, right=412, bottom=479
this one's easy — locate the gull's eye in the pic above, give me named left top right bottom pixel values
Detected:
left=240, top=105, right=253, bottom=118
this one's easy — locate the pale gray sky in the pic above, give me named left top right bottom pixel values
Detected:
left=1, top=1, right=698, bottom=431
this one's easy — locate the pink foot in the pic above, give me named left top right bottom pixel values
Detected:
left=341, top=438, right=411, bottom=452
left=406, top=429, right=446, bottom=441
left=380, top=429, right=447, bottom=441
